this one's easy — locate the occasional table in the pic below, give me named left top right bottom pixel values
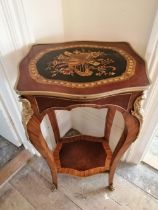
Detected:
left=16, top=41, right=149, bottom=190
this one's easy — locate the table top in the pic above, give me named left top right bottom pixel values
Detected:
left=16, top=41, right=149, bottom=99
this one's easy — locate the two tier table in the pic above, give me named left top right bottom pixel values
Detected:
left=16, top=41, right=149, bottom=190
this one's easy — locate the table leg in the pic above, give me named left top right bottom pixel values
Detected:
left=27, top=114, right=58, bottom=188
left=108, top=112, right=140, bottom=190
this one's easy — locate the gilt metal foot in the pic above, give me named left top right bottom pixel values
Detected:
left=108, top=184, right=115, bottom=191
left=51, top=184, right=57, bottom=191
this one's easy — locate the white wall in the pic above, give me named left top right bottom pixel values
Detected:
left=0, top=96, right=21, bottom=146
left=71, top=108, right=124, bottom=152
left=22, top=0, right=158, bottom=56
left=22, top=0, right=64, bottom=43
left=62, top=0, right=158, bottom=56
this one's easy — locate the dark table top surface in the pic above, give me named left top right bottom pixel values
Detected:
left=16, top=41, right=149, bottom=99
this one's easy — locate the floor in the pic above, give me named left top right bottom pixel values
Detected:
left=0, top=135, right=23, bottom=169
left=117, top=162, right=158, bottom=199
left=0, top=156, right=158, bottom=210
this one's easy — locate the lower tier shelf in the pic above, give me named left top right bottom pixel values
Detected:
left=54, top=137, right=112, bottom=177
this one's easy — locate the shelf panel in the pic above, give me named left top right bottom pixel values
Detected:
left=54, top=138, right=112, bottom=177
